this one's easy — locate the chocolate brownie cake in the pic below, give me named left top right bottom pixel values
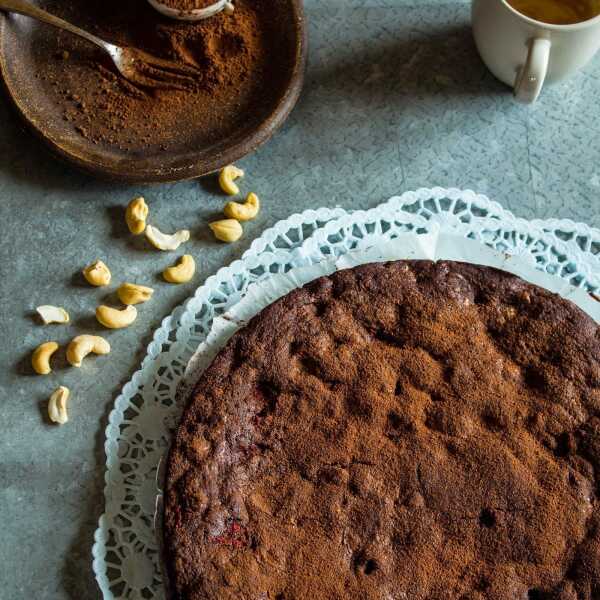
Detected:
left=164, top=260, right=600, bottom=600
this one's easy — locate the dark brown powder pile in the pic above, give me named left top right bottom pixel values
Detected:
left=165, top=260, right=600, bottom=599
left=37, top=0, right=293, bottom=152
left=159, top=0, right=217, bottom=10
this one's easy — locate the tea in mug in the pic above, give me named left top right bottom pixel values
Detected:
left=507, top=0, right=600, bottom=24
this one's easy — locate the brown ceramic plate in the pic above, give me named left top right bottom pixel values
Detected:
left=0, top=0, right=306, bottom=183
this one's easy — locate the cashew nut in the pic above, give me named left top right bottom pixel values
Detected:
left=219, top=165, right=245, bottom=196
left=66, top=335, right=111, bottom=367
left=223, top=192, right=260, bottom=221
left=163, top=255, right=196, bottom=284
left=31, top=341, right=59, bottom=375
left=48, top=386, right=70, bottom=425
left=36, top=305, right=70, bottom=325
left=125, top=196, right=149, bottom=235
left=145, top=225, right=190, bottom=251
left=96, top=304, right=137, bottom=329
left=209, top=219, right=243, bottom=243
left=224, top=1, right=235, bottom=14
left=83, top=260, right=112, bottom=287
left=117, top=283, right=154, bottom=305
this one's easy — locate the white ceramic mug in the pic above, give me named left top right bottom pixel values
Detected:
left=472, top=0, right=600, bottom=103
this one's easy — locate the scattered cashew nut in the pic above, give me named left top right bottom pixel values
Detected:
left=209, top=219, right=243, bottom=243
left=83, top=260, right=112, bottom=287
left=145, top=225, right=190, bottom=251
left=224, top=192, right=260, bottom=222
left=125, top=196, right=149, bottom=235
left=48, top=386, right=70, bottom=425
left=32, top=341, right=59, bottom=375
left=163, top=255, right=196, bottom=284
left=219, top=165, right=245, bottom=196
left=66, top=335, right=111, bottom=367
left=36, top=305, right=70, bottom=325
left=117, top=283, right=154, bottom=305
left=96, top=304, right=138, bottom=329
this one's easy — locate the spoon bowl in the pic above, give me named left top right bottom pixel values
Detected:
left=147, top=0, right=233, bottom=21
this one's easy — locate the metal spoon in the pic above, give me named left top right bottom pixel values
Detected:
left=147, top=0, right=234, bottom=22
left=0, top=0, right=201, bottom=90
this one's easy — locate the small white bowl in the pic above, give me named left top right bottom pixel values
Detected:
left=147, top=0, right=234, bottom=21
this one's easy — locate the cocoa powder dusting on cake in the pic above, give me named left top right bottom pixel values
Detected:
left=38, top=0, right=289, bottom=152
left=164, top=261, right=600, bottom=599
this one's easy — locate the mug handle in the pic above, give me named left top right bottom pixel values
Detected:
left=514, top=38, right=551, bottom=104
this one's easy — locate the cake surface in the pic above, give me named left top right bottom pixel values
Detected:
left=164, top=260, right=600, bottom=600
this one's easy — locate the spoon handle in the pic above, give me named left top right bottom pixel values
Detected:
left=0, top=0, right=110, bottom=52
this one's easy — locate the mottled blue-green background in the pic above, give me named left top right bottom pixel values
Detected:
left=1, top=1, right=599, bottom=597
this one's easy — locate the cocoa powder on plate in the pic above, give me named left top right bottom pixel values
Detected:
left=37, top=0, right=292, bottom=153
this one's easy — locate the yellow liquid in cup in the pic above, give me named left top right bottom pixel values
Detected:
left=507, top=0, right=600, bottom=24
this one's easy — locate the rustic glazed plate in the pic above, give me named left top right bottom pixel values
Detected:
left=0, top=0, right=306, bottom=183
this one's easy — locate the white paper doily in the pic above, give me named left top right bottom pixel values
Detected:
left=93, top=189, right=600, bottom=600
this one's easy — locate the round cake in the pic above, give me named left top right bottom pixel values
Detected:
left=164, top=260, right=600, bottom=599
